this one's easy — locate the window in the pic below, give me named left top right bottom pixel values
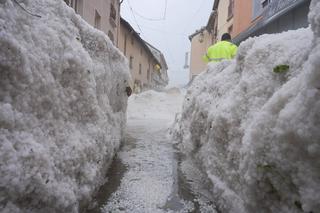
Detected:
left=140, top=48, right=143, bottom=55
left=213, top=16, right=218, bottom=38
left=110, top=4, right=116, bottom=20
left=261, top=0, right=270, bottom=8
left=198, top=32, right=204, bottom=43
left=214, top=25, right=218, bottom=36
left=124, top=34, right=127, bottom=55
left=108, top=31, right=114, bottom=44
left=252, top=0, right=265, bottom=20
left=94, top=10, right=101, bottom=29
left=109, top=3, right=117, bottom=28
left=134, top=79, right=141, bottom=93
left=228, top=0, right=234, bottom=19
left=131, top=36, right=134, bottom=46
left=73, top=0, right=78, bottom=12
left=65, top=0, right=81, bottom=14
left=147, top=69, right=150, bottom=80
left=139, top=63, right=142, bottom=75
left=129, top=56, right=133, bottom=69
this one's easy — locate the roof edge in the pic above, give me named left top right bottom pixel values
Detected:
left=120, top=17, right=161, bottom=66
left=188, top=26, right=207, bottom=41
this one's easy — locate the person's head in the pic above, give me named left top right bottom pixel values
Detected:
left=221, top=33, right=231, bottom=41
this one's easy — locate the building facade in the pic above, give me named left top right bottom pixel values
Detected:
left=233, top=0, right=256, bottom=38
left=118, top=18, right=168, bottom=92
left=216, top=0, right=235, bottom=39
left=64, top=0, right=120, bottom=46
left=188, top=27, right=215, bottom=80
left=215, top=0, right=311, bottom=45
left=64, top=1, right=167, bottom=92
left=188, top=0, right=311, bottom=81
left=233, top=0, right=311, bottom=43
left=188, top=0, right=227, bottom=80
left=145, top=42, right=169, bottom=90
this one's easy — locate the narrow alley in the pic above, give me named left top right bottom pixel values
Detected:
left=86, top=90, right=216, bottom=213
left=2, top=1, right=320, bottom=212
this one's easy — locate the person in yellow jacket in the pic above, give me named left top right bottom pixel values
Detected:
left=203, top=33, right=238, bottom=63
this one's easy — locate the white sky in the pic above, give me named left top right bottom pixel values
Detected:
left=120, top=0, right=214, bottom=87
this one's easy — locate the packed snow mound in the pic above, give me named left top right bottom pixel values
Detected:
left=128, top=90, right=183, bottom=122
left=0, top=0, right=130, bottom=212
left=165, top=87, right=182, bottom=95
left=172, top=1, right=320, bottom=212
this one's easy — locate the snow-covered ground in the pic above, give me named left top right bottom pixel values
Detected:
left=172, top=1, right=320, bottom=212
left=88, top=90, right=216, bottom=212
left=101, top=90, right=186, bottom=212
left=0, top=0, right=130, bottom=212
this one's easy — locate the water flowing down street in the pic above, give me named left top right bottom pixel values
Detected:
left=86, top=90, right=217, bottom=213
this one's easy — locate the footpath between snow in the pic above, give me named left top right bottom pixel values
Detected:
left=102, top=90, right=184, bottom=212
left=86, top=90, right=217, bottom=212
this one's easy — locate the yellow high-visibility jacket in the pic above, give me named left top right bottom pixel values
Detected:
left=203, top=40, right=238, bottom=63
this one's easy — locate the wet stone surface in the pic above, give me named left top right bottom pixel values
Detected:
left=85, top=122, right=217, bottom=213
left=85, top=134, right=135, bottom=213
left=85, top=91, right=218, bottom=212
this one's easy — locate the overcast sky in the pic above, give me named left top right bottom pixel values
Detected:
left=120, top=0, right=214, bottom=87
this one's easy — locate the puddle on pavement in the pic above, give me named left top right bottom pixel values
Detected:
left=84, top=134, right=136, bottom=213
left=162, top=152, right=192, bottom=212
left=162, top=147, right=217, bottom=213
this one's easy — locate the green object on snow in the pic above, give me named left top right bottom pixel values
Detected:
left=273, top=64, right=290, bottom=73
left=257, top=164, right=274, bottom=172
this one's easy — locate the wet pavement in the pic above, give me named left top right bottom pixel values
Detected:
left=85, top=91, right=217, bottom=213
left=85, top=120, right=217, bottom=213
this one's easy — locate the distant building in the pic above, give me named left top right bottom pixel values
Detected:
left=188, top=27, right=215, bottom=80
left=118, top=18, right=168, bottom=92
left=64, top=0, right=120, bottom=46
left=188, top=1, right=220, bottom=80
left=145, top=42, right=169, bottom=90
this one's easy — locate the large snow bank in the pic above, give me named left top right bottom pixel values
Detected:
left=127, top=90, right=183, bottom=122
left=0, top=0, right=130, bottom=212
left=172, top=1, right=320, bottom=212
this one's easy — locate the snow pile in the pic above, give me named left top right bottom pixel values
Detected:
left=0, top=0, right=130, bottom=212
left=172, top=1, right=320, bottom=212
left=128, top=90, right=183, bottom=122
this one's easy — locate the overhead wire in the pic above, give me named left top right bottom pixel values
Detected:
left=123, top=0, right=180, bottom=68
left=134, top=11, right=165, bottom=21
left=129, top=0, right=168, bottom=21
left=182, top=0, right=207, bottom=34
left=139, top=24, right=186, bottom=37
left=163, top=0, right=167, bottom=19
left=160, top=4, right=178, bottom=68
left=127, top=0, right=144, bottom=34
